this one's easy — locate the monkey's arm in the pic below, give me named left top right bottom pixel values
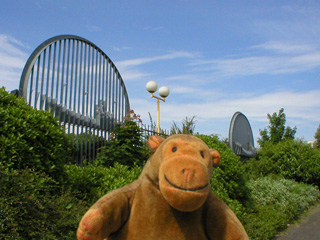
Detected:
left=205, top=192, right=249, bottom=240
left=77, top=182, right=137, bottom=240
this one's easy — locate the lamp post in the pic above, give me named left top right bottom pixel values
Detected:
left=146, top=81, right=170, bottom=135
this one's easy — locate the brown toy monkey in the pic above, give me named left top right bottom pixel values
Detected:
left=77, top=134, right=249, bottom=240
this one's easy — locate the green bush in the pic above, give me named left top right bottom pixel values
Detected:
left=0, top=87, right=72, bottom=183
left=65, top=163, right=142, bottom=204
left=94, top=113, right=150, bottom=167
left=0, top=168, right=89, bottom=239
left=245, top=139, right=320, bottom=186
left=197, top=135, right=248, bottom=200
left=243, top=176, right=320, bottom=240
left=196, top=134, right=249, bottom=218
left=69, top=133, right=107, bottom=165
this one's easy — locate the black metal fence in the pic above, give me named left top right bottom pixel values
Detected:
left=65, top=122, right=169, bottom=165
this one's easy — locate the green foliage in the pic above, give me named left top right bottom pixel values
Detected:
left=0, top=168, right=88, bottom=240
left=243, top=176, right=320, bottom=240
left=170, top=116, right=197, bottom=135
left=245, top=139, right=320, bottom=186
left=94, top=111, right=150, bottom=167
left=196, top=135, right=249, bottom=206
left=258, top=108, right=297, bottom=147
left=314, top=124, right=320, bottom=148
left=65, top=163, right=142, bottom=204
left=0, top=87, right=72, bottom=183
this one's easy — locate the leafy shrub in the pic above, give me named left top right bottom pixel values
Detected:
left=243, top=176, right=320, bottom=240
left=196, top=134, right=249, bottom=217
left=245, top=139, right=320, bottom=186
left=94, top=111, right=150, bottom=167
left=0, top=168, right=89, bottom=239
left=0, top=87, right=72, bottom=183
left=69, top=133, right=107, bottom=165
left=65, top=163, right=142, bottom=204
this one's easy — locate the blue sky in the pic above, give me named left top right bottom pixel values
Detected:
left=0, top=0, right=319, bottom=144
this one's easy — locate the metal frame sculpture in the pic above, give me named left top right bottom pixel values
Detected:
left=229, top=112, right=256, bottom=158
left=19, top=35, right=130, bottom=164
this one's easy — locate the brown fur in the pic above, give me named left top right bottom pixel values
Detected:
left=77, top=134, right=249, bottom=240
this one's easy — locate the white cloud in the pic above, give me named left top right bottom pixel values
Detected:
left=0, top=34, right=28, bottom=91
left=119, top=69, right=150, bottom=81
left=115, top=51, right=197, bottom=81
left=86, top=24, right=102, bottom=32
left=113, top=46, right=133, bottom=52
left=251, top=41, right=316, bottom=54
left=190, top=42, right=320, bottom=77
left=116, top=51, right=196, bottom=69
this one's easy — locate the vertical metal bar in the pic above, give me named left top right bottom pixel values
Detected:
left=94, top=50, right=98, bottom=116
left=39, top=49, right=46, bottom=110
left=34, top=56, right=41, bottom=108
left=89, top=47, right=94, bottom=118
left=56, top=40, right=61, bottom=105
left=116, top=72, right=121, bottom=122
left=108, top=61, right=112, bottom=130
left=92, top=50, right=99, bottom=161
left=74, top=43, right=79, bottom=162
left=51, top=42, right=57, bottom=99
left=126, top=90, right=130, bottom=117
left=28, top=66, right=34, bottom=106
left=65, top=39, right=71, bottom=107
left=45, top=44, right=52, bottom=111
left=83, top=44, right=87, bottom=116
left=82, top=43, right=87, bottom=161
left=101, top=57, right=106, bottom=138
left=115, top=72, right=119, bottom=122
left=96, top=53, right=103, bottom=159
left=68, top=40, right=75, bottom=138
left=111, top=68, right=116, bottom=129
left=97, top=52, right=102, bottom=113
left=121, top=84, right=125, bottom=122
left=61, top=39, right=66, bottom=106
left=78, top=41, right=83, bottom=113
left=117, top=76, right=121, bottom=122
left=103, top=58, right=108, bottom=136
left=89, top=47, right=95, bottom=162
left=65, top=40, right=71, bottom=133
left=69, top=40, right=75, bottom=111
left=85, top=45, right=91, bottom=161
left=78, top=41, right=84, bottom=164
left=74, top=40, right=79, bottom=112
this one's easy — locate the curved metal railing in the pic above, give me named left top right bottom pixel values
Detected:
left=19, top=35, right=130, bottom=163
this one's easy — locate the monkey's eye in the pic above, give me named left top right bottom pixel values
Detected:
left=200, top=151, right=205, bottom=158
left=172, top=147, right=177, bottom=152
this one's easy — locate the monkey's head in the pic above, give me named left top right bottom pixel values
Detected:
left=146, top=134, right=220, bottom=212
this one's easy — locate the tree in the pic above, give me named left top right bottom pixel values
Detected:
left=258, top=108, right=297, bottom=147
left=94, top=110, right=149, bottom=167
left=315, top=124, right=320, bottom=148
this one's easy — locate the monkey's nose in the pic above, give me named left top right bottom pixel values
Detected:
left=182, top=169, right=195, bottom=184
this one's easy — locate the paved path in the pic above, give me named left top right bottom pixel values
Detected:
left=275, top=204, right=320, bottom=240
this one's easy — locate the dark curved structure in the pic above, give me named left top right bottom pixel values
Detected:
left=19, top=35, right=130, bottom=163
left=229, top=112, right=256, bottom=158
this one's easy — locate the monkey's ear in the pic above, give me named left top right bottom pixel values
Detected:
left=148, top=135, right=165, bottom=153
left=210, top=149, right=221, bottom=166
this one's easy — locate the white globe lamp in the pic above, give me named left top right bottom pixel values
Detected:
left=145, top=81, right=170, bottom=135
left=159, top=86, right=170, bottom=98
left=146, top=81, right=158, bottom=93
